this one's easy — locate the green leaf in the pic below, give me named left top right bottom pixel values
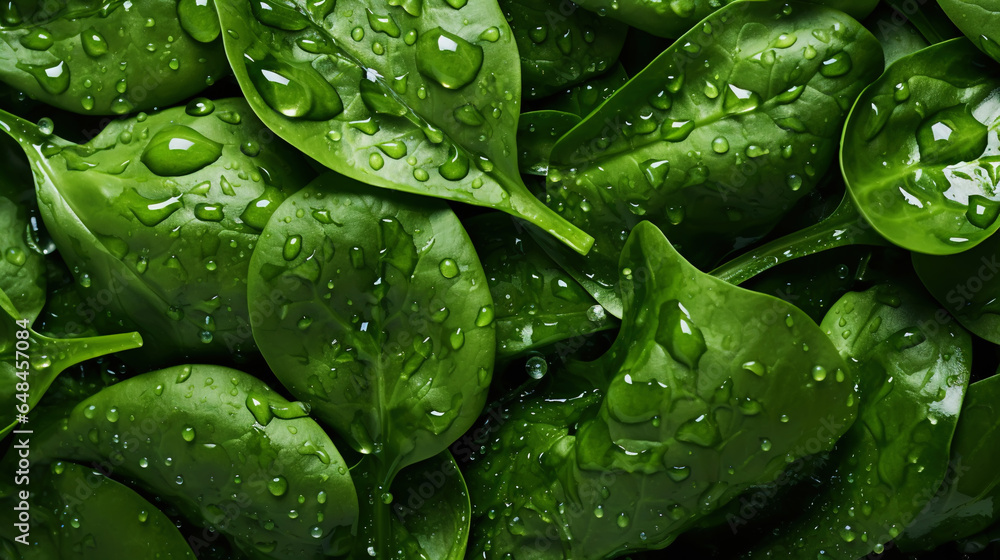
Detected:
left=0, top=99, right=315, bottom=364
left=537, top=63, right=630, bottom=117
left=34, top=364, right=359, bottom=560
left=570, top=0, right=880, bottom=38
left=502, top=0, right=627, bottom=99
left=0, top=0, right=227, bottom=115
left=842, top=38, right=1000, bottom=255
left=938, top=0, right=1000, bottom=62
left=215, top=0, right=595, bottom=255
left=0, top=288, right=143, bottom=437
left=0, top=461, right=196, bottom=559
left=468, top=213, right=616, bottom=361
left=898, top=373, right=1000, bottom=550
left=913, top=231, right=1000, bottom=344
left=353, top=451, right=470, bottom=560
left=467, top=221, right=857, bottom=558
left=744, top=281, right=972, bottom=558
left=864, top=1, right=931, bottom=67
left=539, top=0, right=884, bottom=317
left=517, top=110, right=582, bottom=177
left=249, top=175, right=494, bottom=471
left=0, top=135, right=44, bottom=322
left=248, top=177, right=493, bottom=558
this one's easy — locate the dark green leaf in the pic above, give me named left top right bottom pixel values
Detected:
left=0, top=287, right=142, bottom=437
left=744, top=281, right=972, bottom=558
left=468, top=213, right=617, bottom=361
left=913, top=231, right=1000, bottom=344
left=0, top=99, right=315, bottom=364
left=0, top=135, right=44, bottom=321
left=215, top=0, right=595, bottom=255
left=0, top=461, right=196, bottom=559
left=248, top=176, right=494, bottom=472
left=34, top=364, right=359, bottom=559
left=842, top=38, right=1000, bottom=255
left=570, top=0, right=880, bottom=38
left=898, top=373, right=1000, bottom=550
left=502, top=0, right=627, bottom=99
left=468, top=221, right=857, bottom=558
left=0, top=0, right=226, bottom=115
left=938, top=0, right=1000, bottom=62
left=540, top=0, right=884, bottom=316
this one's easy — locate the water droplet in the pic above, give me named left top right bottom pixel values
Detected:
left=194, top=203, right=224, bottom=222
left=178, top=0, right=222, bottom=42
left=182, top=426, right=196, bottom=442
left=711, top=137, right=729, bottom=154
left=267, top=476, right=289, bottom=496
left=16, top=60, right=70, bottom=95
left=916, top=105, right=988, bottom=165
left=819, top=51, right=852, bottom=77
left=661, top=119, right=694, bottom=142
left=526, top=356, right=547, bottom=379
left=283, top=235, right=303, bottom=261
left=439, top=145, right=470, bottom=180
left=241, top=187, right=287, bottom=231
left=366, top=8, right=400, bottom=37
left=476, top=306, right=494, bottom=327
left=19, top=28, right=53, bottom=51
left=415, top=28, right=483, bottom=89
left=812, top=365, right=827, bottom=381
left=966, top=195, right=1000, bottom=229
left=247, top=55, right=344, bottom=121
left=141, top=125, right=223, bottom=176
left=656, top=300, right=707, bottom=369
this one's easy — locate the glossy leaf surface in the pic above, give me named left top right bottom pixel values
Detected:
left=215, top=0, right=594, bottom=254
left=0, top=99, right=315, bottom=364
left=541, top=0, right=883, bottom=316
left=745, top=282, right=972, bottom=558
left=843, top=39, right=1000, bottom=255
left=467, top=222, right=857, bottom=558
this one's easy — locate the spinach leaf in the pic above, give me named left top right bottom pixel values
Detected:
left=34, top=364, right=359, bottom=560
left=468, top=213, right=617, bottom=361
left=539, top=0, right=883, bottom=317
left=247, top=176, right=493, bottom=557
left=0, top=288, right=143, bottom=437
left=0, top=461, right=196, bottom=559
left=537, top=63, right=629, bottom=117
left=0, top=99, right=315, bottom=365
left=898, top=373, right=1000, bottom=551
left=502, top=0, right=627, bottom=99
left=0, top=0, right=227, bottom=115
left=570, top=0, right=880, bottom=38
left=842, top=38, right=1000, bottom=255
left=0, top=135, right=44, bottom=322
left=864, top=2, right=931, bottom=67
left=744, top=281, right=972, bottom=558
left=938, top=0, right=1000, bottom=62
left=382, top=451, right=471, bottom=559
left=518, top=110, right=582, bottom=177
left=467, top=221, right=857, bottom=558
left=913, top=231, right=1000, bottom=344
left=215, top=0, right=595, bottom=255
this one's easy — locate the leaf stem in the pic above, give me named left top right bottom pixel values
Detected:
left=710, top=196, right=890, bottom=285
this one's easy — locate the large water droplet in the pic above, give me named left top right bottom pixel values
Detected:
left=656, top=300, right=707, bottom=369
left=247, top=55, right=344, bottom=121
left=415, top=28, right=484, bottom=90
left=915, top=105, right=988, bottom=165
left=141, top=125, right=223, bottom=176
left=178, top=0, right=222, bottom=42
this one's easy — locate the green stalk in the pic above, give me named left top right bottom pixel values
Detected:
left=710, top=196, right=890, bottom=285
